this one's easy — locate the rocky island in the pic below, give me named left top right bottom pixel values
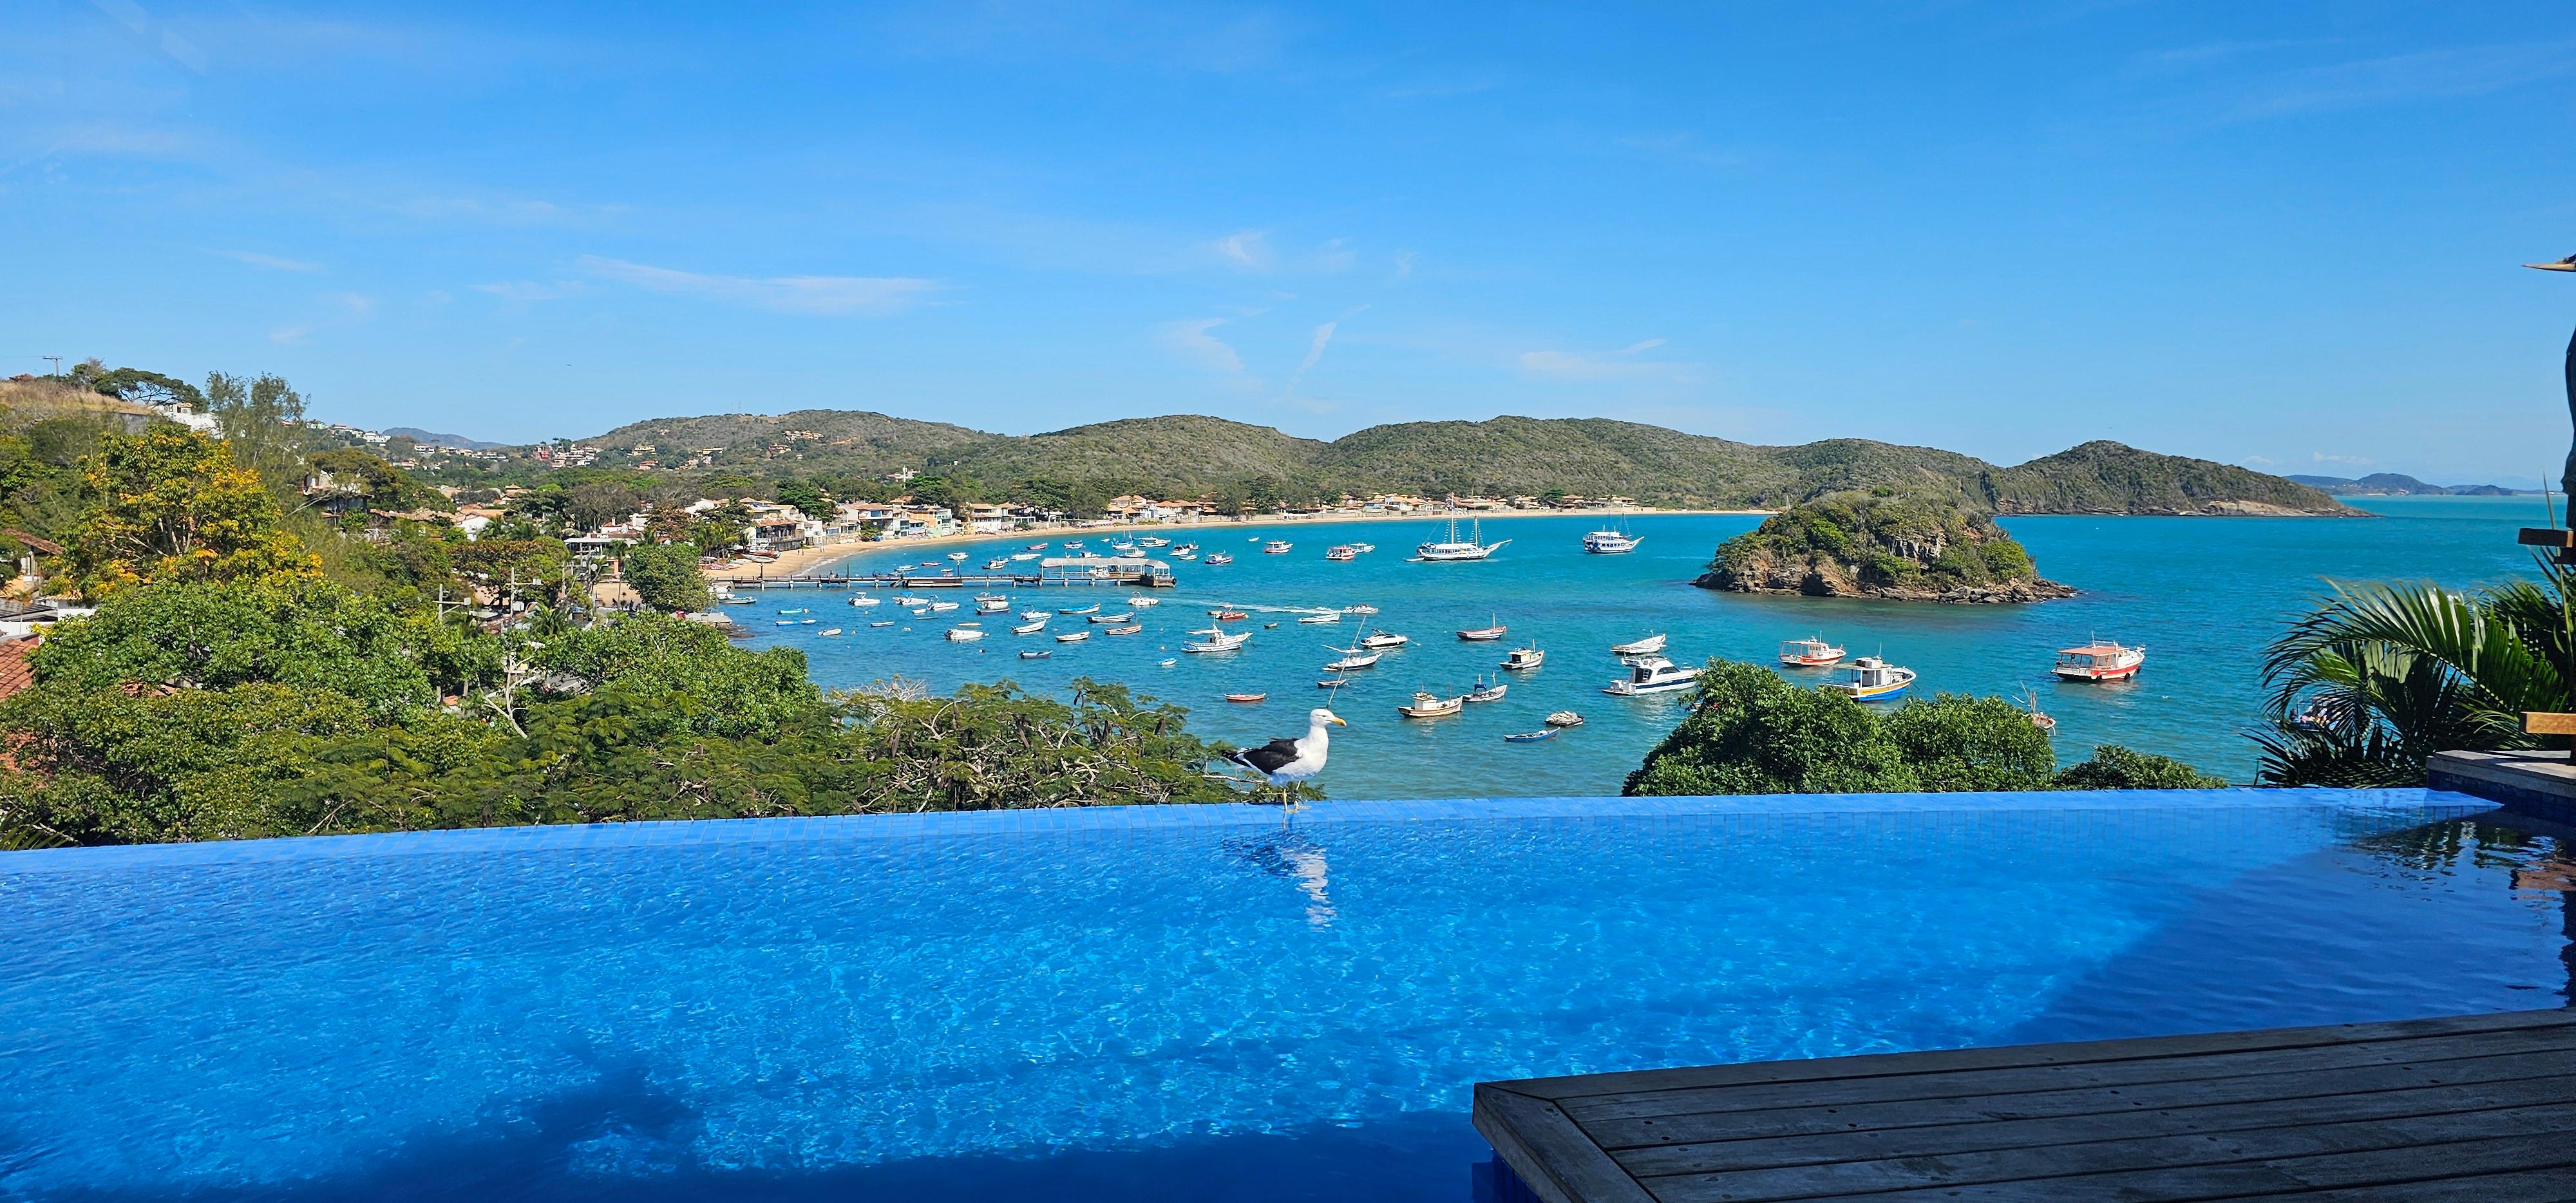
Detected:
left=1696, top=490, right=2078, bottom=603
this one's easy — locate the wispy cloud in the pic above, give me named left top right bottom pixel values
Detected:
left=1294, top=321, right=1338, bottom=377
left=473, top=280, right=585, bottom=303
left=207, top=248, right=322, bottom=273
left=1157, top=317, right=1247, bottom=375
left=269, top=324, right=311, bottom=345
left=2312, top=451, right=2374, bottom=467
left=1390, top=251, right=1416, bottom=282
left=1517, top=339, right=1695, bottom=382
left=1212, top=230, right=1274, bottom=271
left=576, top=256, right=942, bottom=316
left=330, top=291, right=377, bottom=319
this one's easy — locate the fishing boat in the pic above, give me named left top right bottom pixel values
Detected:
left=1465, top=679, right=1508, bottom=703
left=1777, top=636, right=1846, bottom=668
left=1609, top=632, right=1668, bottom=657
left=1056, top=630, right=1090, bottom=643
left=1060, top=603, right=1101, bottom=615
left=1581, top=527, right=1643, bottom=554
left=1012, top=618, right=1047, bottom=634
left=2052, top=640, right=2145, bottom=682
left=1820, top=656, right=1916, bottom=703
left=850, top=594, right=882, bottom=607
left=1358, top=630, right=1408, bottom=650
left=819, top=628, right=842, bottom=636
left=1183, top=626, right=1252, bottom=654
left=1206, top=553, right=1235, bottom=565
left=1544, top=710, right=1584, bottom=728
left=2023, top=688, right=2058, bottom=734
left=1343, top=603, right=1379, bottom=615
left=1088, top=612, right=1133, bottom=623
left=1500, top=645, right=1544, bottom=671
left=1021, top=649, right=1051, bottom=659
left=1411, top=516, right=1510, bottom=562
left=1457, top=616, right=1507, bottom=641
left=1298, top=612, right=1343, bottom=624
left=1503, top=728, right=1557, bottom=743
left=1324, top=648, right=1381, bottom=671
left=947, top=627, right=984, bottom=641
left=1129, top=596, right=1161, bottom=608
left=928, top=601, right=959, bottom=612
left=1399, top=692, right=1463, bottom=718
left=1224, top=692, right=1266, bottom=704
left=1211, top=609, right=1249, bottom=621
left=1604, top=655, right=1698, bottom=696
left=1325, top=545, right=1358, bottom=562
left=1264, top=540, right=1294, bottom=554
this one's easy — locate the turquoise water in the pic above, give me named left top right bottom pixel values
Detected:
left=0, top=791, right=2564, bottom=1200
left=774, top=496, right=2550, bottom=795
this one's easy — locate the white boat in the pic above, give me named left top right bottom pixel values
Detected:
left=1012, top=618, right=1047, bottom=634
left=1056, top=630, right=1090, bottom=643
left=1088, top=612, right=1133, bottom=623
left=947, top=552, right=970, bottom=562
left=976, top=598, right=1011, bottom=613
left=1298, top=612, right=1343, bottom=624
left=869, top=621, right=895, bottom=628
left=1500, top=645, right=1544, bottom=671
left=1779, top=636, right=1846, bottom=667
left=1412, top=516, right=1509, bottom=562
left=1173, top=549, right=1198, bottom=560
left=1820, top=656, right=1917, bottom=702
left=928, top=601, right=960, bottom=612
left=1064, top=540, right=1084, bottom=549
left=1183, top=626, right=1252, bottom=654
left=1343, top=603, right=1379, bottom=614
left=1028, top=542, right=1050, bottom=551
left=1358, top=630, right=1408, bottom=650
left=1206, top=553, right=1235, bottom=565
left=1020, top=609, right=1048, bottom=621
left=1104, top=624, right=1142, bottom=635
left=1137, top=536, right=1170, bottom=547
left=1264, top=540, right=1293, bottom=554
left=1582, top=527, right=1643, bottom=554
left=1399, top=691, right=1463, bottom=718
left=799, top=618, right=816, bottom=625
left=850, top=594, right=882, bottom=607
left=1325, top=545, right=1357, bottom=562
left=774, top=620, right=794, bottom=626
left=819, top=628, right=842, bottom=636
left=1129, top=596, right=1161, bottom=608
left=1604, top=655, right=1697, bottom=696
left=2053, top=641, right=2145, bottom=682
left=1060, top=603, right=1101, bottom=615
left=1610, top=632, right=1668, bottom=657
left=1465, top=679, right=1508, bottom=703
left=947, top=627, right=985, bottom=641
left=1324, top=649, right=1381, bottom=671
left=1350, top=542, right=1374, bottom=553
left=893, top=595, right=929, bottom=607
left=1010, top=552, right=1040, bottom=561
left=984, top=558, right=1009, bottom=570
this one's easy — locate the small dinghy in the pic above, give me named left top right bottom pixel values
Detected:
left=1503, top=728, right=1557, bottom=743
left=1088, top=612, right=1133, bottom=623
left=1012, top=619, right=1048, bottom=634
left=947, top=627, right=984, bottom=641
left=1224, top=692, right=1267, bottom=704
left=1056, top=630, right=1090, bottom=643
left=1159, top=658, right=1177, bottom=667
left=869, top=621, right=895, bottom=627
left=1061, top=603, right=1102, bottom=615
left=1211, top=609, right=1248, bottom=621
left=819, top=628, right=842, bottom=636
left=1021, top=650, right=1051, bottom=659
left=1104, top=624, right=1142, bottom=635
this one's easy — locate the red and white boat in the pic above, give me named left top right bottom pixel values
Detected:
left=1777, top=636, right=1846, bottom=668
left=2053, top=641, right=2145, bottom=681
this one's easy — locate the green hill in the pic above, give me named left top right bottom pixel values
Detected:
left=537, top=410, right=2353, bottom=516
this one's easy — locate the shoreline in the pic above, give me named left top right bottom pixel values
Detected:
left=706, top=506, right=1765, bottom=581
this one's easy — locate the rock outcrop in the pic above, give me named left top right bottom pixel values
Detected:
left=1695, top=491, right=2076, bottom=604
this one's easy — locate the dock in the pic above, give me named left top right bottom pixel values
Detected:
left=1473, top=1008, right=2576, bottom=1202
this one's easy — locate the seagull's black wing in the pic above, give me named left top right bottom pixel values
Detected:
left=1229, top=738, right=1303, bottom=776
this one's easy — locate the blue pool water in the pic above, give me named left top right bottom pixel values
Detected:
left=777, top=496, right=2550, bottom=796
left=2, top=790, right=2568, bottom=1201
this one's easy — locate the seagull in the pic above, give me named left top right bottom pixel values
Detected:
left=1227, top=707, right=1345, bottom=806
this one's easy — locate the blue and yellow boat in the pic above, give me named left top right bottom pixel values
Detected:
left=1820, top=656, right=1916, bottom=703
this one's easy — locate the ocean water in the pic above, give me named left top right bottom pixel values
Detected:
left=0, top=791, right=2563, bottom=1202
left=770, top=496, right=2551, bottom=795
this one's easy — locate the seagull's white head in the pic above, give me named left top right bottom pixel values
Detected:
left=1310, top=708, right=1347, bottom=728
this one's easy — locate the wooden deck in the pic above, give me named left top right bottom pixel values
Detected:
left=1473, top=1008, right=2576, bottom=1202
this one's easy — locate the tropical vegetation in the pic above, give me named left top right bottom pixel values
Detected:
left=1624, top=659, right=2222, bottom=796
left=2251, top=562, right=2575, bottom=786
left=1697, top=489, right=2065, bottom=601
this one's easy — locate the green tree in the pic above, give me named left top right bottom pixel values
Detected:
left=62, top=428, right=318, bottom=596
left=1882, top=693, right=2057, bottom=791
left=200, top=372, right=310, bottom=495
left=775, top=478, right=832, bottom=520
left=2249, top=569, right=2572, bottom=785
left=2056, top=745, right=2228, bottom=790
left=619, top=542, right=710, bottom=614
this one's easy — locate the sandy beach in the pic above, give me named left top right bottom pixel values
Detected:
left=703, top=506, right=1766, bottom=582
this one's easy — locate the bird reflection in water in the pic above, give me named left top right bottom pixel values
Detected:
left=1224, top=830, right=1338, bottom=929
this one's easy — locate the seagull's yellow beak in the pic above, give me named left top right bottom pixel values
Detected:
left=1327, top=713, right=1347, bottom=726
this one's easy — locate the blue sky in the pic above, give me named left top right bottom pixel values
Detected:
left=5, top=2, right=2574, bottom=482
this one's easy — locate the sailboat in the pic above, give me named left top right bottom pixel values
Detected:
left=1410, top=515, right=1510, bottom=562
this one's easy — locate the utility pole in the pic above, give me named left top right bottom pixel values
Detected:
left=42, top=357, right=61, bottom=379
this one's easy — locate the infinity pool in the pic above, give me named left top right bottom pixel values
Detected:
left=2, top=791, right=2568, bottom=1201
